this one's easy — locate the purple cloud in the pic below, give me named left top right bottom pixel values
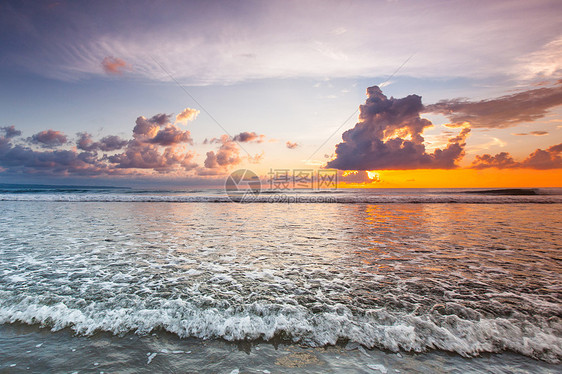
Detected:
left=203, top=135, right=241, bottom=170
left=29, top=130, right=68, bottom=148
left=1, top=125, right=22, bottom=139
left=425, top=81, right=562, bottom=128
left=132, top=114, right=193, bottom=146
left=232, top=131, right=265, bottom=143
left=472, top=143, right=562, bottom=169
left=327, top=86, right=470, bottom=170
left=107, top=140, right=197, bottom=173
left=1, top=113, right=198, bottom=176
left=77, top=133, right=128, bottom=152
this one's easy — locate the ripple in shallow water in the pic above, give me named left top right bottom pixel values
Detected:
left=0, top=201, right=561, bottom=362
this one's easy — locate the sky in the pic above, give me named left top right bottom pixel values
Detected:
left=0, top=0, right=561, bottom=188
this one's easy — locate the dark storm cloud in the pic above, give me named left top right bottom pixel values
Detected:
left=471, top=143, right=562, bottom=169
left=0, top=125, right=22, bottom=138
left=327, top=86, right=470, bottom=170
left=425, top=81, right=562, bottom=128
left=29, top=129, right=68, bottom=148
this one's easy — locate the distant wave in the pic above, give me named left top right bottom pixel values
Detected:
left=462, top=188, right=540, bottom=195
left=1, top=193, right=561, bottom=203
left=1, top=185, right=561, bottom=203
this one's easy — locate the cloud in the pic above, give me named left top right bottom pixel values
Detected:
left=512, top=131, right=549, bottom=136
left=132, top=114, right=193, bottom=146
left=101, top=56, right=129, bottom=75
left=175, top=108, right=200, bottom=123
left=338, top=170, right=381, bottom=185
left=471, top=152, right=519, bottom=169
left=232, top=131, right=265, bottom=143
left=0, top=125, right=21, bottom=138
left=521, top=143, right=562, bottom=169
left=248, top=151, right=264, bottom=164
left=327, top=86, right=470, bottom=170
left=97, top=135, right=129, bottom=151
left=201, top=133, right=264, bottom=173
left=514, top=36, right=562, bottom=80
left=29, top=130, right=68, bottom=148
left=202, top=135, right=241, bottom=170
left=472, top=143, right=562, bottom=169
left=107, top=140, right=197, bottom=172
left=107, top=113, right=195, bottom=172
left=77, top=133, right=128, bottom=152
left=425, top=82, right=562, bottom=128
left=7, top=2, right=562, bottom=84
left=0, top=133, right=113, bottom=176
left=286, top=141, right=299, bottom=149
left=0, top=112, right=198, bottom=176
left=148, top=125, right=193, bottom=146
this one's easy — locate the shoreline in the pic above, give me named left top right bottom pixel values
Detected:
left=1, top=323, right=559, bottom=373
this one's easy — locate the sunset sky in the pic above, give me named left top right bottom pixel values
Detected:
left=1, top=0, right=561, bottom=188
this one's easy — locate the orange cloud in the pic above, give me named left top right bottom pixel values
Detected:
left=286, top=141, right=299, bottom=149
left=175, top=108, right=200, bottom=123
left=101, top=56, right=129, bottom=75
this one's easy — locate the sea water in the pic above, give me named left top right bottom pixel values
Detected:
left=0, top=186, right=560, bottom=372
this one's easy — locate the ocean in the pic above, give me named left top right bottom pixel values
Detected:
left=0, top=185, right=561, bottom=373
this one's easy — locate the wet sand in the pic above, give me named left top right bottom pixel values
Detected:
left=1, top=324, right=559, bottom=373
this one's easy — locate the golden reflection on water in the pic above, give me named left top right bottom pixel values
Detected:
left=45, top=201, right=560, bottom=301
left=335, top=203, right=561, bottom=286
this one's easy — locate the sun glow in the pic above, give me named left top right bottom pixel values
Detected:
left=339, top=168, right=562, bottom=188
left=366, top=171, right=380, bottom=181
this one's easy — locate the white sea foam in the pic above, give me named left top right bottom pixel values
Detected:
left=0, top=192, right=561, bottom=203
left=0, top=298, right=560, bottom=363
left=1, top=199, right=560, bottom=365
left=368, top=364, right=388, bottom=373
left=147, top=352, right=157, bottom=364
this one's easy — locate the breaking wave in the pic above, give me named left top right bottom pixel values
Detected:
left=1, top=297, right=560, bottom=363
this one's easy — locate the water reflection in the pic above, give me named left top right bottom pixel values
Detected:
left=0, top=201, right=560, bottom=361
